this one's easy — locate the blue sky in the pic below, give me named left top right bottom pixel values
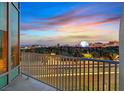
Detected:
left=20, top=2, right=124, bottom=46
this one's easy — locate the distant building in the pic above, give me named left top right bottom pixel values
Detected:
left=89, top=42, right=104, bottom=48
left=31, top=45, right=42, bottom=48
left=106, top=41, right=119, bottom=47
left=89, top=41, right=119, bottom=48
left=57, top=43, right=60, bottom=47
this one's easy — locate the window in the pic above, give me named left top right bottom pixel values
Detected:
left=0, top=3, right=7, bottom=74
left=10, top=4, right=19, bottom=68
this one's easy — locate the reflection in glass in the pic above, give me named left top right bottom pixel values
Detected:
left=0, top=31, right=7, bottom=74
left=10, top=4, right=19, bottom=68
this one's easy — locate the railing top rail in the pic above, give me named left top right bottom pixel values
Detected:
left=61, top=55, right=119, bottom=64
left=21, top=52, right=119, bottom=64
left=80, top=58, right=119, bottom=64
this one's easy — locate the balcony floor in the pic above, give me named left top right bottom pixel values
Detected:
left=2, top=75, right=56, bottom=91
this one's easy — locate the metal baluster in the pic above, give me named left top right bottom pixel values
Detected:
left=33, top=54, right=37, bottom=78
left=40, top=54, right=41, bottom=81
left=75, top=58, right=78, bottom=91
left=114, top=64, right=117, bottom=91
left=92, top=61, right=94, bottom=91
left=53, top=56, right=56, bottom=87
left=40, top=54, right=42, bottom=80
left=52, top=56, right=54, bottom=86
left=44, top=55, right=46, bottom=83
left=56, top=57, right=59, bottom=88
left=79, top=59, right=81, bottom=91
left=49, top=55, right=51, bottom=85
left=45, top=55, right=47, bottom=83
left=38, top=54, right=41, bottom=80
left=40, top=55, right=41, bottom=81
left=108, top=63, right=111, bottom=91
left=47, top=55, right=49, bottom=84
left=65, top=59, right=68, bottom=90
left=103, top=62, right=105, bottom=91
left=68, top=58, right=71, bottom=91
left=88, top=60, right=90, bottom=91
left=97, top=61, right=99, bottom=91
left=63, top=58, right=65, bottom=90
left=62, top=57, right=64, bottom=90
left=45, top=55, right=46, bottom=82
left=37, top=54, right=39, bottom=80
left=45, top=56, right=49, bottom=84
left=60, top=57, right=64, bottom=90
left=43, top=55, right=45, bottom=82
left=72, top=58, right=74, bottom=91
left=48, top=56, right=50, bottom=84
left=30, top=53, right=32, bottom=76
left=31, top=53, right=33, bottom=76
left=34, top=53, right=36, bottom=78
left=64, top=58, right=66, bottom=91
left=50, top=56, right=52, bottom=85
left=83, top=60, right=85, bottom=91
left=41, top=55, right=43, bottom=81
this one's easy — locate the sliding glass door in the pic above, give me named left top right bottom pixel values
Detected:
left=0, top=2, right=20, bottom=89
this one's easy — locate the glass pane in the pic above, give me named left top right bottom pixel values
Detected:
left=0, top=31, right=7, bottom=74
left=10, top=4, right=19, bottom=68
left=0, top=75, right=7, bottom=88
left=11, top=67, right=19, bottom=80
left=0, top=3, right=7, bottom=31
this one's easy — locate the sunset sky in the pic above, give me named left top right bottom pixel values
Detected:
left=20, top=2, right=124, bottom=46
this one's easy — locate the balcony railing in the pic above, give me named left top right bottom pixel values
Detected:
left=21, top=52, right=119, bottom=91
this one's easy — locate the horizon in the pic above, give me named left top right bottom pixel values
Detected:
left=20, top=2, right=123, bottom=46
left=20, top=40, right=119, bottom=47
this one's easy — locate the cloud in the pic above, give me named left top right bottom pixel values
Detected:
left=81, top=16, right=120, bottom=26
left=20, top=3, right=121, bottom=45
left=21, top=14, right=120, bottom=32
left=21, top=3, right=121, bottom=31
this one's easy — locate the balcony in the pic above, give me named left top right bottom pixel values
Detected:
left=2, top=75, right=56, bottom=91
left=3, top=52, right=119, bottom=91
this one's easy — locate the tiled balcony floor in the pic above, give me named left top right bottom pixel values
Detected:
left=2, top=75, right=56, bottom=91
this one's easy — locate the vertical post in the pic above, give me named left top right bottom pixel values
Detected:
left=18, top=3, right=20, bottom=76
left=119, top=8, right=124, bottom=91
left=8, top=2, right=12, bottom=83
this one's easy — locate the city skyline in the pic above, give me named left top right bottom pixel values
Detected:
left=20, top=2, right=123, bottom=46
